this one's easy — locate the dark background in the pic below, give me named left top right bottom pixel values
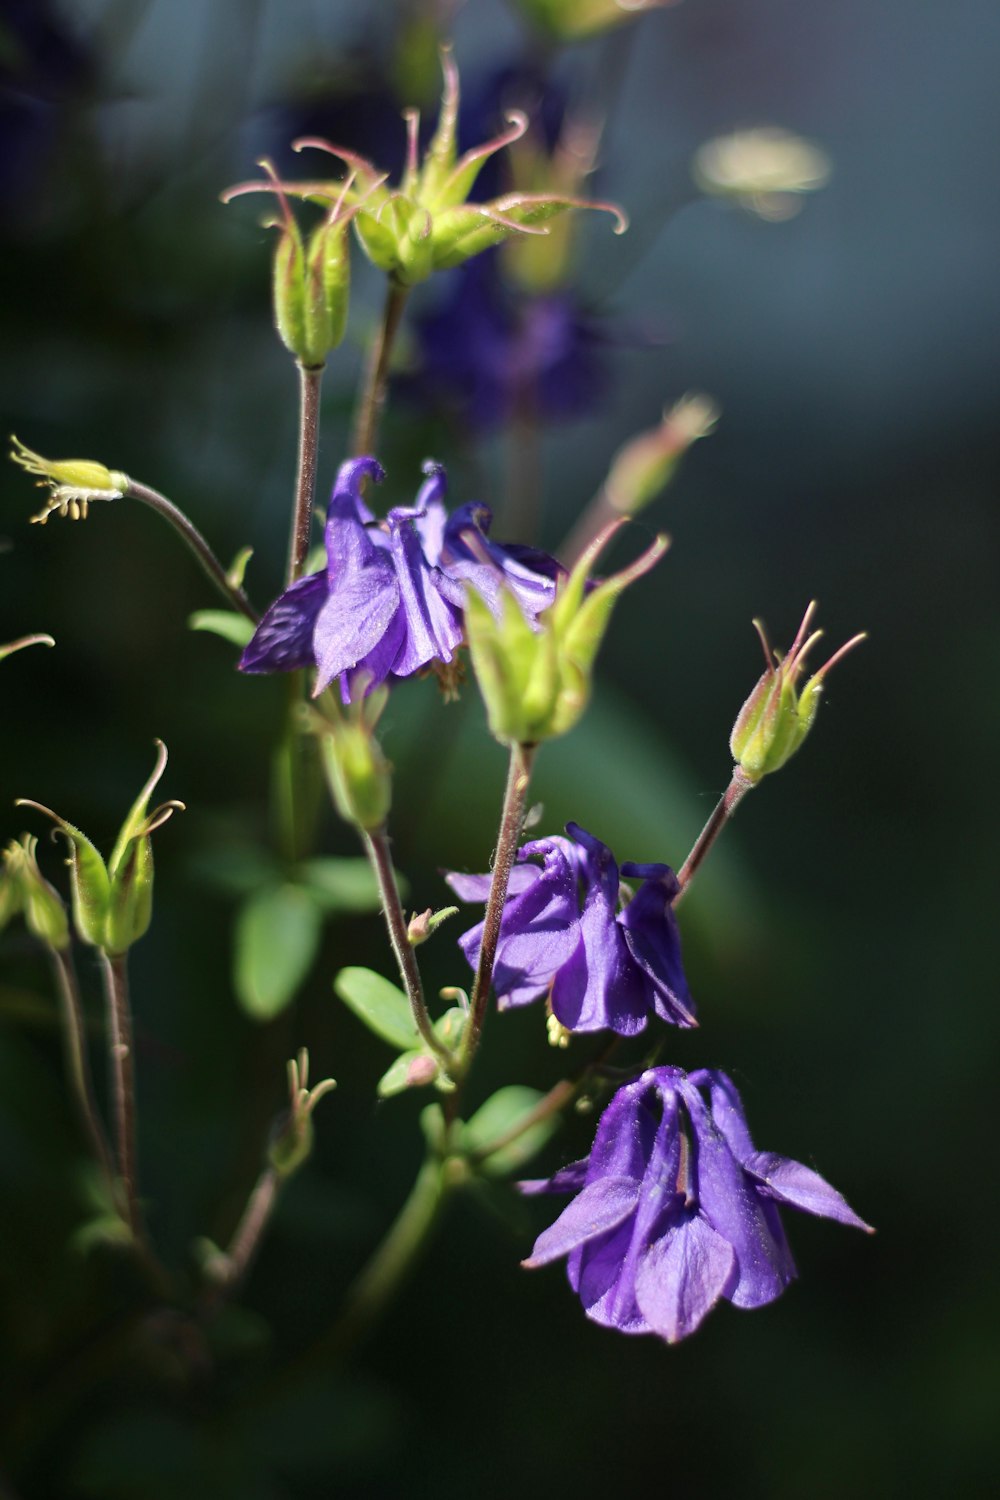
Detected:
left=1, top=1, right=997, bottom=1496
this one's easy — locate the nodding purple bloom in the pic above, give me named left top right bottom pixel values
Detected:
left=446, top=823, right=695, bottom=1034
left=406, top=252, right=608, bottom=432
left=521, top=1066, right=873, bottom=1344
left=239, top=456, right=561, bottom=701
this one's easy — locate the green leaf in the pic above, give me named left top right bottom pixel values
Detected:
left=333, top=966, right=419, bottom=1050
left=188, top=610, right=256, bottom=648
left=295, top=856, right=391, bottom=913
left=462, top=1085, right=557, bottom=1177
left=234, top=884, right=321, bottom=1020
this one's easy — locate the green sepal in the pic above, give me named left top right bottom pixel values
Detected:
left=234, top=883, right=322, bottom=1021
left=13, top=806, right=110, bottom=949
left=104, top=834, right=154, bottom=955
left=333, top=966, right=419, bottom=1051
left=356, top=194, right=434, bottom=284
left=465, top=525, right=668, bottom=746
left=188, top=610, right=256, bottom=648
left=462, top=1085, right=557, bottom=1177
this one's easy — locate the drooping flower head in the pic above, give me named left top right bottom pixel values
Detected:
left=239, top=456, right=561, bottom=701
left=446, top=823, right=694, bottom=1034
left=522, top=1066, right=873, bottom=1343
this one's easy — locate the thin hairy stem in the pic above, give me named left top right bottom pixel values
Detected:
left=49, top=947, right=116, bottom=1184
left=286, top=362, right=324, bottom=585
left=674, top=766, right=754, bottom=902
left=467, top=1037, right=619, bottom=1168
left=124, top=479, right=258, bottom=622
left=362, top=829, right=452, bottom=1068
left=350, top=280, right=409, bottom=458
left=206, top=1165, right=281, bottom=1306
left=462, top=743, right=536, bottom=1066
left=98, top=952, right=143, bottom=1240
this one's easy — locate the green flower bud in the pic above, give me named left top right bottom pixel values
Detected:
left=1, top=836, right=69, bottom=949
left=730, top=602, right=866, bottom=783
left=17, top=741, right=183, bottom=954
left=466, top=522, right=668, bottom=746
left=513, top=0, right=677, bottom=40
left=223, top=49, right=625, bottom=291
left=314, top=684, right=393, bottom=831
left=262, top=162, right=356, bottom=367
left=604, top=394, right=719, bottom=517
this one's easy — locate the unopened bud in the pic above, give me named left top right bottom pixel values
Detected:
left=466, top=520, right=668, bottom=745
left=16, top=740, right=183, bottom=954
left=605, top=395, right=719, bottom=517
left=2, top=836, right=69, bottom=950
left=407, top=905, right=459, bottom=946
left=730, top=602, right=866, bottom=782
left=316, top=685, right=392, bottom=831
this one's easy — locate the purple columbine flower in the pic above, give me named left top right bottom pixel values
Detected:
left=446, top=822, right=695, bottom=1034
left=239, top=456, right=560, bottom=700
left=521, top=1066, right=873, bottom=1344
left=404, top=252, right=608, bottom=432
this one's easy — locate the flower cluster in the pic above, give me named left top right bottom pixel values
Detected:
left=521, top=1066, right=872, bottom=1342
left=448, top=822, right=694, bottom=1034
left=239, top=455, right=561, bottom=700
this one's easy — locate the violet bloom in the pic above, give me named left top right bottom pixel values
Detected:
left=446, top=823, right=695, bottom=1034
left=239, top=456, right=560, bottom=700
left=406, top=252, right=608, bottom=432
left=522, top=1066, right=873, bottom=1344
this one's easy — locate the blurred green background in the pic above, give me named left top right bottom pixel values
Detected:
left=1, top=1, right=997, bottom=1496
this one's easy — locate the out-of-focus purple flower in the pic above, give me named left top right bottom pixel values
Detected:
left=239, top=456, right=561, bottom=700
left=522, top=1066, right=873, bottom=1343
left=446, top=823, right=695, bottom=1034
left=406, top=251, right=608, bottom=431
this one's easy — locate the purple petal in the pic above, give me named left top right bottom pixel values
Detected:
left=687, top=1070, right=757, bottom=1162
left=681, top=1079, right=795, bottom=1309
left=239, top=571, right=327, bottom=674
left=569, top=1220, right=652, bottom=1334
left=444, top=864, right=538, bottom=904
left=550, top=832, right=649, bottom=1034
left=383, top=510, right=463, bottom=676
left=744, top=1152, right=874, bottom=1232
left=324, top=455, right=384, bottom=529
left=584, top=1075, right=666, bottom=1185
left=518, top=1157, right=590, bottom=1197
left=635, top=1213, right=737, bottom=1343
left=618, top=869, right=696, bottom=1028
left=311, top=565, right=402, bottom=696
left=523, top=1176, right=640, bottom=1268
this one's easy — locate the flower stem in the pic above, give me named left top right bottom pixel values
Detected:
left=362, top=829, right=452, bottom=1069
left=98, top=951, right=144, bottom=1241
left=205, top=1164, right=281, bottom=1307
left=461, top=743, right=536, bottom=1068
left=124, top=479, right=258, bottom=622
left=350, top=280, right=408, bottom=458
left=49, top=946, right=116, bottom=1185
left=466, top=1036, right=618, bottom=1168
left=674, top=765, right=754, bottom=902
left=286, top=362, right=324, bottom=586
